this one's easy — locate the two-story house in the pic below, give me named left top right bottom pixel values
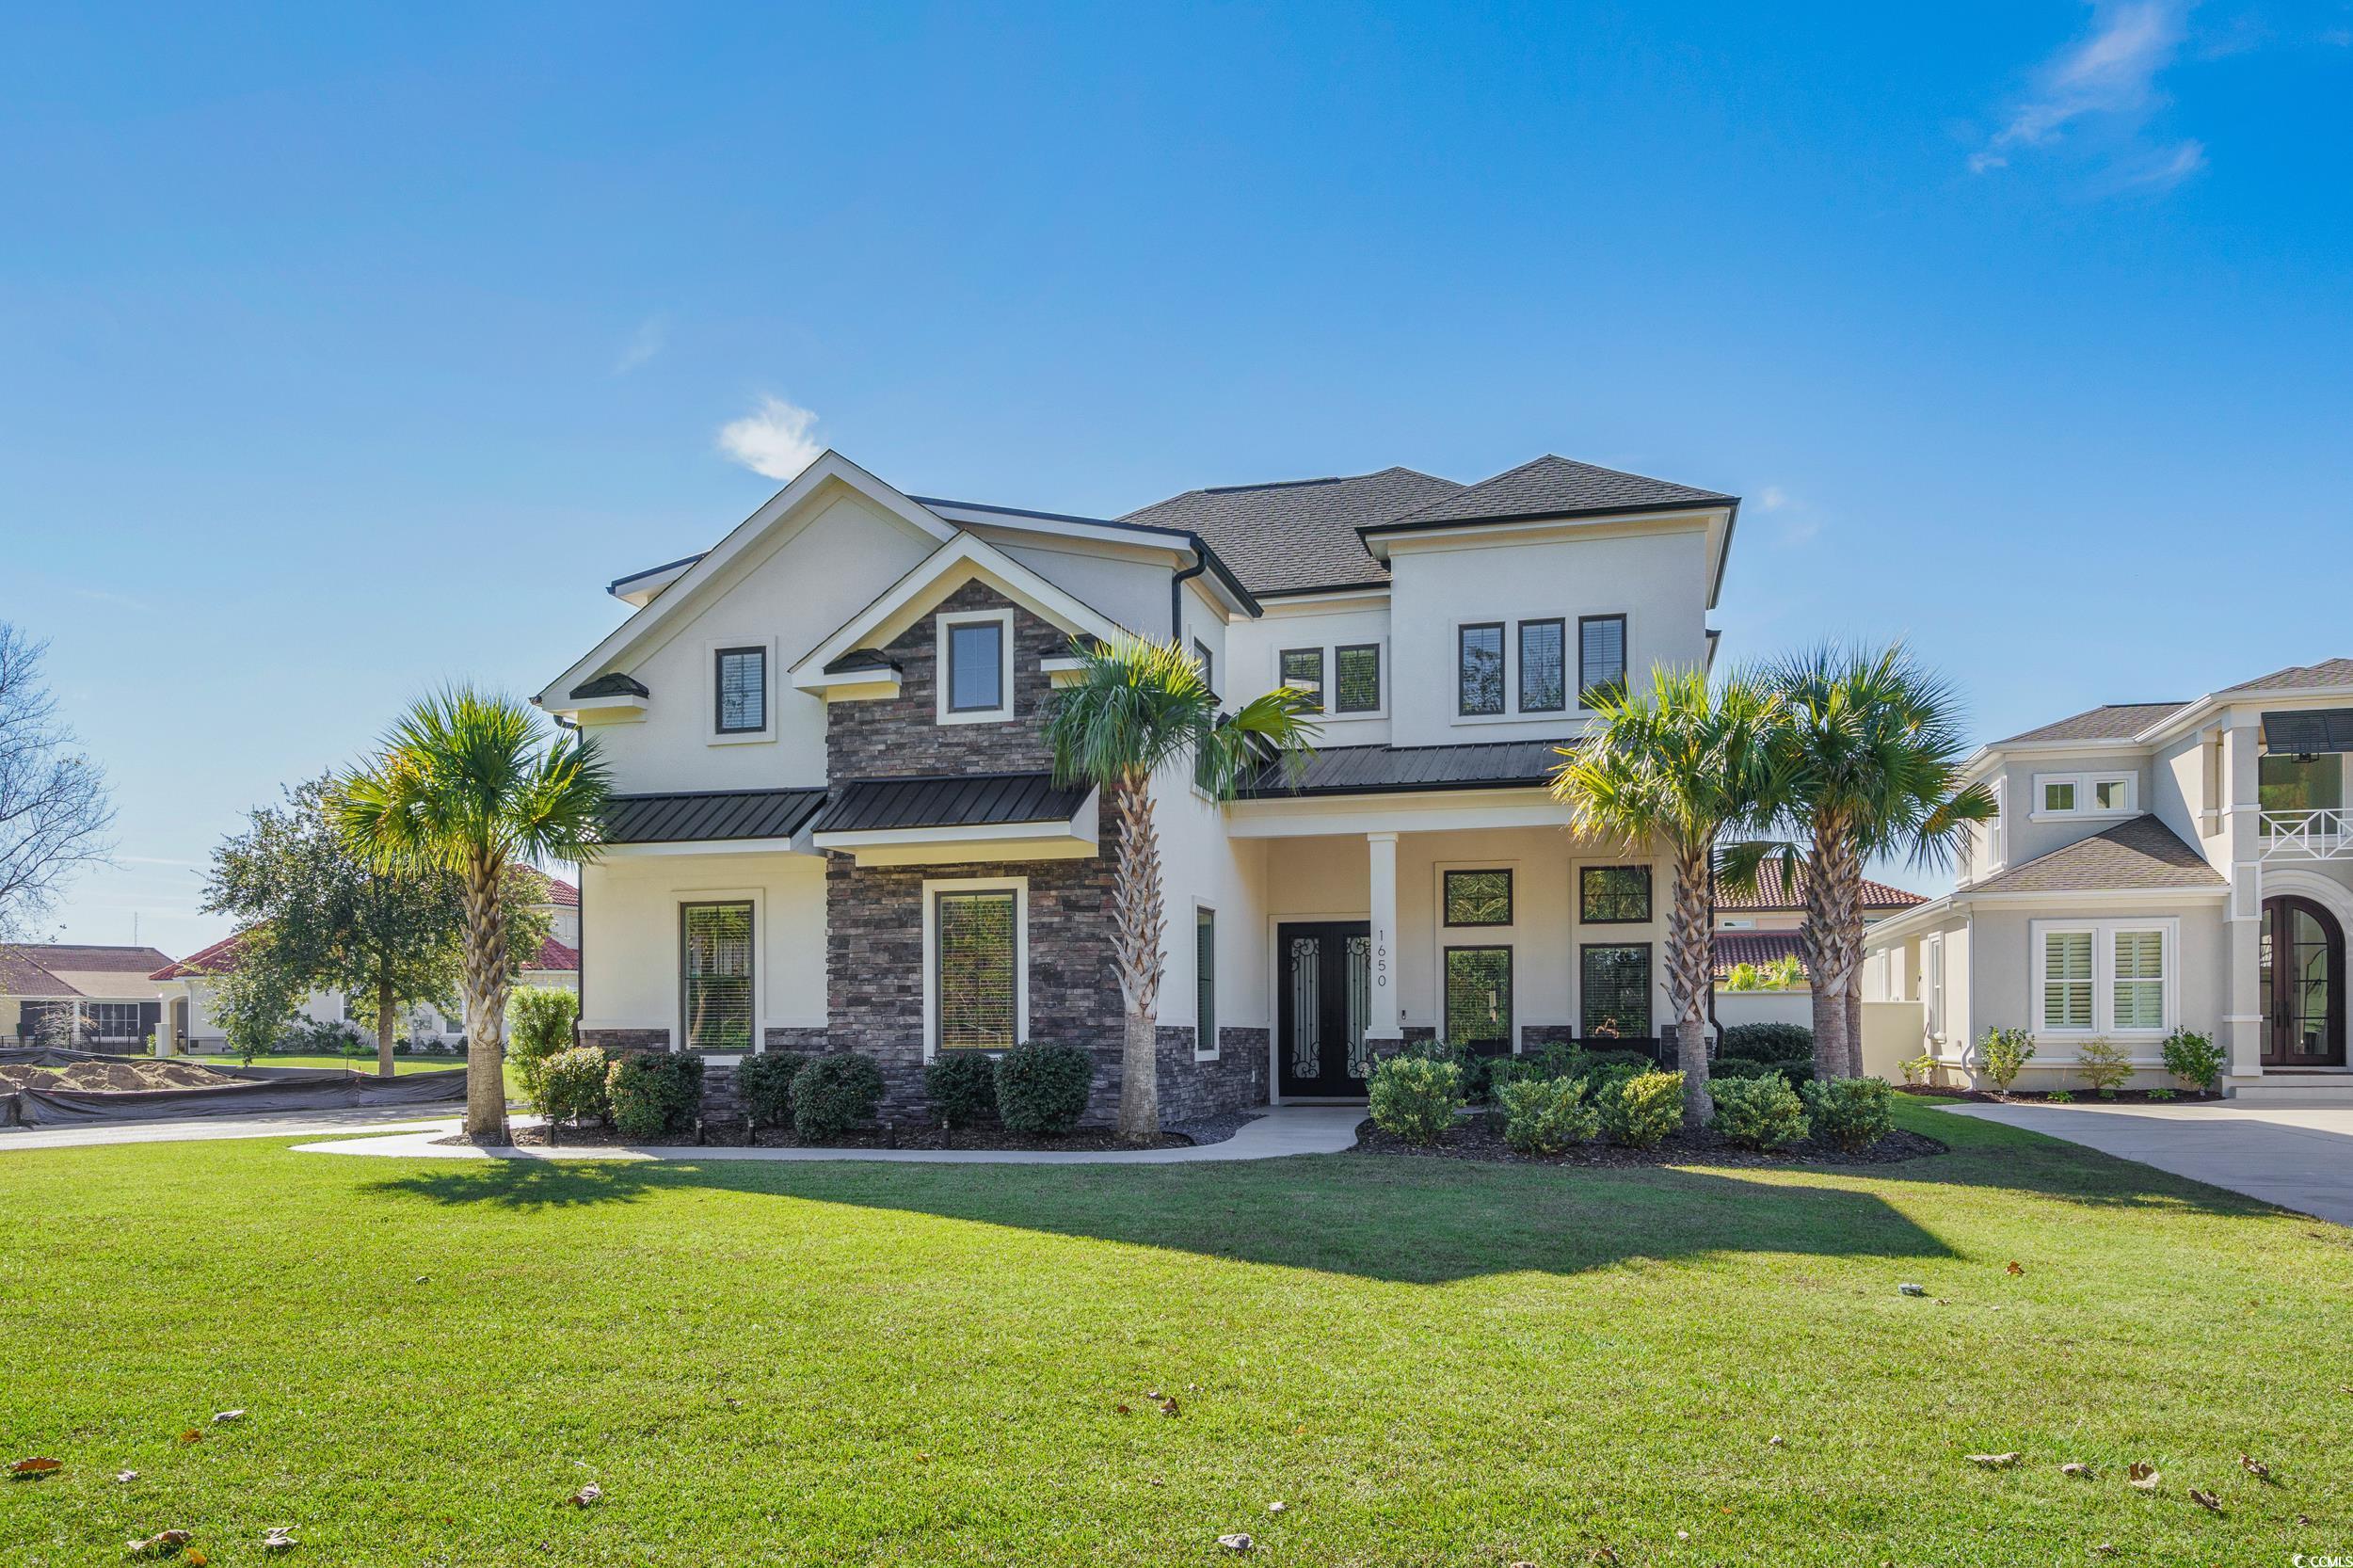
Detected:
left=1863, top=659, right=2353, bottom=1101
left=536, top=451, right=1737, bottom=1120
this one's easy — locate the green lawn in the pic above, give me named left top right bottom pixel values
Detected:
left=2, top=1099, right=2345, bottom=1565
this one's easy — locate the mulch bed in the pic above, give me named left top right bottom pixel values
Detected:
left=1895, top=1085, right=2220, bottom=1107
left=478, top=1111, right=1265, bottom=1154
left=1351, top=1112, right=1945, bottom=1168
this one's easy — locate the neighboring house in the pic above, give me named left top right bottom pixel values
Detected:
left=536, top=449, right=1739, bottom=1117
left=1864, top=659, right=2353, bottom=1101
left=146, top=872, right=581, bottom=1053
left=0, top=945, right=175, bottom=1047
left=1710, top=870, right=1924, bottom=1030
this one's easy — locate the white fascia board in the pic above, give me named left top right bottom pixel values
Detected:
left=800, top=669, right=904, bottom=702
left=1960, top=735, right=2153, bottom=784
left=1259, top=587, right=1391, bottom=614
left=1225, top=787, right=1567, bottom=839
left=594, top=837, right=817, bottom=859
left=788, top=531, right=1130, bottom=684
left=537, top=451, right=957, bottom=713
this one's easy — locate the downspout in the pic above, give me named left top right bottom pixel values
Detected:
left=1171, top=543, right=1209, bottom=642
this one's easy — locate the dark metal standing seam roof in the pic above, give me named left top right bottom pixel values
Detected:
left=2263, top=709, right=2353, bottom=755
left=811, top=773, right=1094, bottom=834
left=599, top=789, right=829, bottom=845
left=1242, top=739, right=1577, bottom=797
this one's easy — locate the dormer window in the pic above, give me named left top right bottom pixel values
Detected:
left=938, top=609, right=1014, bottom=724
left=713, top=647, right=767, bottom=736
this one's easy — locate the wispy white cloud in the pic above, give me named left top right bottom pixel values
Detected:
left=73, top=585, right=149, bottom=611
left=1753, top=484, right=1821, bottom=546
left=1759, top=485, right=1791, bottom=511
left=1972, top=2, right=2202, bottom=186
left=716, top=395, right=824, bottom=481
left=614, top=313, right=667, bottom=376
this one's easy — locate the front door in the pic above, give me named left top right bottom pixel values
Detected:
left=1278, top=920, right=1372, bottom=1097
left=2262, top=894, right=2347, bottom=1067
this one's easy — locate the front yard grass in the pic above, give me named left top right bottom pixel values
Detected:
left=2, top=1098, right=2346, bottom=1565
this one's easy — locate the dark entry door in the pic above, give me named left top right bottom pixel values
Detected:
left=2262, top=894, right=2346, bottom=1067
left=1278, top=921, right=1372, bottom=1097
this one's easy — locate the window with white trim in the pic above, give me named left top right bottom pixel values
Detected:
left=1922, top=934, right=1945, bottom=1038
left=2033, top=918, right=2175, bottom=1034
left=2041, top=930, right=2093, bottom=1031
left=923, top=876, right=1028, bottom=1056
left=680, top=902, right=755, bottom=1053
left=2034, top=772, right=2136, bottom=818
left=714, top=647, right=766, bottom=736
left=937, top=610, right=1013, bottom=723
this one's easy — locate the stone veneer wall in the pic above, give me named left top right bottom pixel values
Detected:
left=825, top=579, right=1070, bottom=782
left=580, top=1027, right=670, bottom=1053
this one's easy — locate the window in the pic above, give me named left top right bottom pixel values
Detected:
left=1580, top=944, right=1651, bottom=1037
left=1923, top=934, right=1945, bottom=1037
left=1443, top=869, right=1513, bottom=926
left=2035, top=772, right=2136, bottom=817
left=1580, top=865, right=1653, bottom=923
left=85, top=1002, right=142, bottom=1040
left=2035, top=919, right=2174, bottom=1033
left=1458, top=623, right=1505, bottom=715
left=2113, top=928, right=2167, bottom=1032
left=945, top=619, right=1007, bottom=714
left=2043, top=779, right=2076, bottom=814
left=1518, top=618, right=1566, bottom=712
left=1193, top=637, right=1216, bottom=700
left=2094, top=777, right=2131, bottom=811
left=1443, top=946, right=1513, bottom=1049
left=1335, top=644, right=1381, bottom=713
left=714, top=647, right=766, bottom=734
left=1194, top=906, right=1217, bottom=1059
left=935, top=888, right=1019, bottom=1050
left=1279, top=648, right=1324, bottom=711
left=1578, top=615, right=1627, bottom=708
left=2042, top=930, right=2092, bottom=1031
left=2261, top=753, right=2344, bottom=821
left=680, top=902, right=754, bottom=1053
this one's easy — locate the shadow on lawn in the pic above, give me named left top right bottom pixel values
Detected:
left=361, top=1154, right=1962, bottom=1286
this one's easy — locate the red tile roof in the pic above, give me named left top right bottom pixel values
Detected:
left=1, top=948, right=80, bottom=997
left=517, top=867, right=580, bottom=907
left=1714, top=866, right=1923, bottom=913
left=1713, top=931, right=1807, bottom=980
left=531, top=936, right=580, bottom=972
left=150, top=931, right=254, bottom=981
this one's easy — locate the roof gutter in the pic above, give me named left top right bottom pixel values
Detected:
left=1172, top=552, right=1208, bottom=641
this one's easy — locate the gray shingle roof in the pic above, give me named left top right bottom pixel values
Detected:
left=1375, top=455, right=1736, bottom=530
left=1969, top=815, right=2224, bottom=894
left=1243, top=738, right=1576, bottom=797
left=811, top=774, right=1091, bottom=834
left=2226, top=657, right=2353, bottom=692
left=1118, top=468, right=1462, bottom=596
left=600, top=789, right=827, bottom=845
left=1992, top=702, right=2186, bottom=746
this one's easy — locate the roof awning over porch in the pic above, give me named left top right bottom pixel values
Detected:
left=597, top=788, right=829, bottom=851
left=1241, top=737, right=1577, bottom=798
left=2264, top=709, right=2353, bottom=755
left=810, top=773, right=1098, bottom=866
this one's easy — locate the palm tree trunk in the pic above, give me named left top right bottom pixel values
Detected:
left=376, top=973, right=396, bottom=1080
left=1665, top=840, right=1715, bottom=1129
left=460, top=855, right=511, bottom=1142
left=1844, top=923, right=1866, bottom=1079
left=1803, top=817, right=1861, bottom=1080
left=1109, top=773, right=1164, bottom=1144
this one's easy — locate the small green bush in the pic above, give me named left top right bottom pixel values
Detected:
left=1496, top=1075, right=1599, bottom=1155
left=925, top=1051, right=1000, bottom=1128
left=1801, top=1076, right=1894, bottom=1152
left=1708, top=1055, right=1814, bottom=1089
left=735, top=1052, right=817, bottom=1128
left=2076, top=1037, right=2130, bottom=1097
left=1978, top=1027, right=2036, bottom=1092
left=2161, top=1028, right=2224, bottom=1095
left=994, top=1043, right=1093, bottom=1135
left=540, top=1045, right=610, bottom=1128
left=792, top=1052, right=887, bottom=1142
left=1898, top=1052, right=1934, bottom=1087
left=1717, top=1023, right=1815, bottom=1064
left=1711, top=1074, right=1810, bottom=1150
left=2045, top=1088, right=2074, bottom=1103
left=2148, top=1085, right=2177, bottom=1101
left=505, top=985, right=579, bottom=1108
left=1602, top=1070, right=1684, bottom=1149
left=606, top=1051, right=704, bottom=1141
left=1369, top=1055, right=1463, bottom=1144
left=1401, top=1038, right=1498, bottom=1101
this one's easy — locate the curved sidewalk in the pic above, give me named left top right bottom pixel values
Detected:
left=294, top=1105, right=1365, bottom=1165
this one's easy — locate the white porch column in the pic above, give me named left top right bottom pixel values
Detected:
left=1364, top=831, right=1402, bottom=1041
left=2221, top=714, right=2265, bottom=1080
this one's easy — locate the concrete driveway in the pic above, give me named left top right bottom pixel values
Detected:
left=1936, top=1100, right=2353, bottom=1225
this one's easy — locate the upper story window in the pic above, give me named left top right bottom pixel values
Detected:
left=1193, top=636, right=1216, bottom=700
left=1458, top=623, right=1505, bottom=715
left=1336, top=644, right=1380, bottom=713
left=1280, top=648, right=1324, bottom=710
left=1278, top=642, right=1383, bottom=716
left=1442, top=869, right=1513, bottom=926
left=714, top=647, right=767, bottom=735
left=1518, top=619, right=1566, bottom=712
left=1578, top=615, right=1627, bottom=708
left=938, top=610, right=1013, bottom=724
left=1579, top=864, right=1652, bottom=923
left=2034, top=771, right=2135, bottom=819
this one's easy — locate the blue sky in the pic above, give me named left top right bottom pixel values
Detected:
left=6, top=1, right=2349, bottom=956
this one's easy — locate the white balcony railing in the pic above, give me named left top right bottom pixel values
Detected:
left=2260, top=808, right=2353, bottom=860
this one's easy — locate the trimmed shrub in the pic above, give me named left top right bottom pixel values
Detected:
left=1400, top=1038, right=1500, bottom=1101
left=1717, top=1022, right=1814, bottom=1064
left=1602, top=1069, right=1684, bottom=1149
left=540, top=1045, right=611, bottom=1128
left=2076, top=1037, right=2130, bottom=1097
left=606, top=1051, right=703, bottom=1141
left=2161, top=1028, right=2224, bottom=1095
left=1709, top=1056, right=1814, bottom=1088
left=1977, top=1027, right=2036, bottom=1092
left=1496, top=1075, right=1600, bottom=1155
left=1801, top=1076, right=1894, bottom=1152
left=1711, top=1074, right=1810, bottom=1150
left=735, top=1051, right=816, bottom=1128
left=925, top=1051, right=1000, bottom=1128
left=993, top=1043, right=1093, bottom=1135
left=507, top=986, right=580, bottom=1111
left=1369, top=1055, right=1463, bottom=1144
left=1898, top=1052, right=1934, bottom=1087
left=792, top=1052, right=886, bottom=1142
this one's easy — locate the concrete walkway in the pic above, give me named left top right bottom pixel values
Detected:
left=0, top=1106, right=470, bottom=1152
left=1935, top=1100, right=2353, bottom=1225
left=294, top=1105, right=1367, bottom=1165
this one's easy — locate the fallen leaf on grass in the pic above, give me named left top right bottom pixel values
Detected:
left=2127, top=1464, right=2160, bottom=1492
left=1965, top=1452, right=2021, bottom=1469
left=2188, top=1488, right=2222, bottom=1513
left=914, top=1452, right=930, bottom=1464
left=125, top=1529, right=192, bottom=1558
left=184, top=1553, right=208, bottom=1567
left=117, top=1470, right=139, bottom=1484
left=2091, top=1545, right=2117, bottom=1559
left=1897, top=1283, right=1927, bottom=1297
left=210, top=1411, right=244, bottom=1425
left=177, top=1431, right=202, bottom=1447
left=1215, top=1533, right=1252, bottom=1552
left=1113, top=1403, right=1130, bottom=1416
left=1591, top=1548, right=1622, bottom=1565
left=2060, top=1463, right=2092, bottom=1479
left=262, top=1527, right=297, bottom=1552
left=1158, top=1398, right=1180, bottom=1418
left=8, top=1457, right=62, bottom=1478
left=1767, top=1435, right=1784, bottom=1448
left=2007, top=1261, right=2024, bottom=1276
left=2240, top=1453, right=2273, bottom=1481
left=563, top=1483, right=602, bottom=1508
left=1266, top=1501, right=1288, bottom=1514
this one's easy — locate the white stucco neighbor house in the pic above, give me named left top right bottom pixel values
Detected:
left=1711, top=870, right=1923, bottom=1031
left=536, top=449, right=1743, bottom=1119
left=146, top=872, right=582, bottom=1054
left=1863, top=658, right=2353, bottom=1102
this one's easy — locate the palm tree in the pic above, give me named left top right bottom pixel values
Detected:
left=1721, top=645, right=1993, bottom=1080
left=336, top=688, right=610, bottom=1141
left=1552, top=666, right=1781, bottom=1129
left=1044, top=637, right=1319, bottom=1144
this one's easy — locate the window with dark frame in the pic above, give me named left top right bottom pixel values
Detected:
left=936, top=888, right=1018, bottom=1050
left=946, top=620, right=1006, bottom=713
left=1579, top=865, right=1653, bottom=923
left=1443, top=946, right=1513, bottom=1049
left=1279, top=648, right=1325, bottom=711
left=714, top=647, right=765, bottom=734
left=1193, top=636, right=1216, bottom=700
left=1578, top=615, right=1627, bottom=708
left=1458, top=623, right=1505, bottom=715
left=1580, top=943, right=1652, bottom=1038
left=680, top=902, right=754, bottom=1053
left=1442, top=869, right=1513, bottom=926
left=1195, top=906, right=1216, bottom=1056
left=1518, top=618, right=1566, bottom=712
left=1335, top=643, right=1381, bottom=713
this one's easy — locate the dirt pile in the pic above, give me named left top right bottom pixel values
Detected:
left=41, top=1060, right=244, bottom=1093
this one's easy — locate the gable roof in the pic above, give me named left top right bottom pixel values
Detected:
left=531, top=936, right=580, bottom=972
left=0, top=948, right=79, bottom=996
left=1992, top=702, right=2188, bottom=746
left=1969, top=815, right=2225, bottom=894
left=1716, top=866, right=1925, bottom=913
left=1118, top=468, right=1462, bottom=596
left=151, top=932, right=251, bottom=981
left=2225, top=657, right=2353, bottom=693
left=1373, top=455, right=1737, bottom=530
